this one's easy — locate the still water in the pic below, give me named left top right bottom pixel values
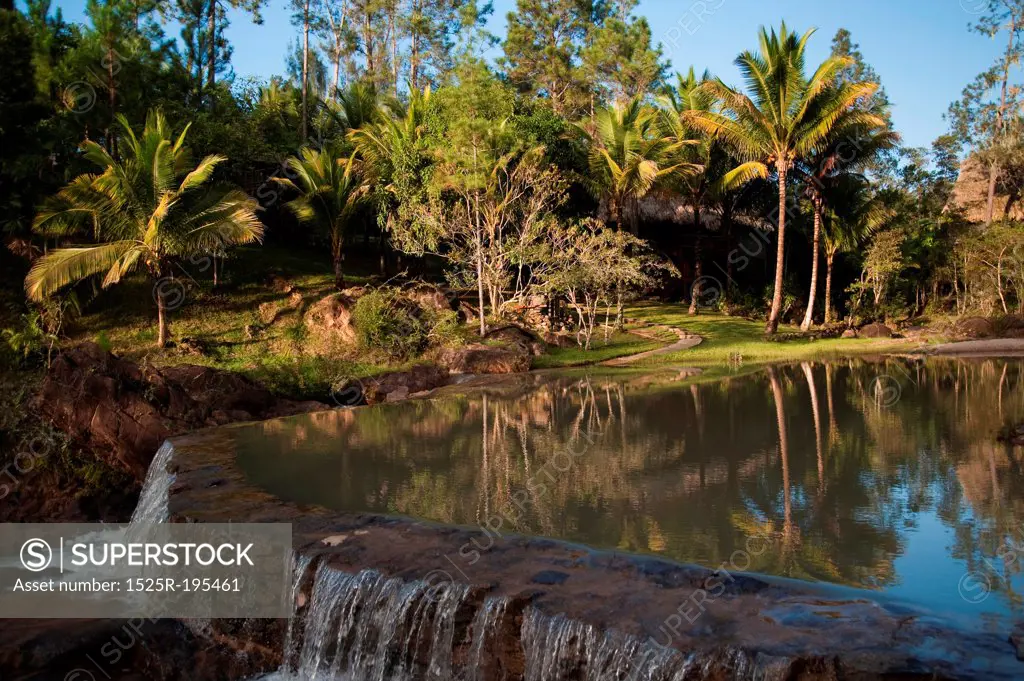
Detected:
left=236, top=358, right=1024, bottom=631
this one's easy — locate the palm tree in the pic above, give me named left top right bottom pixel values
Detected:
left=316, top=80, right=399, bottom=138
left=660, top=68, right=766, bottom=314
left=821, top=176, right=891, bottom=324
left=687, top=23, right=882, bottom=333
left=796, top=119, right=897, bottom=330
left=577, top=96, right=695, bottom=234
left=273, top=145, right=369, bottom=288
left=349, top=85, right=431, bottom=187
left=25, top=110, right=263, bottom=348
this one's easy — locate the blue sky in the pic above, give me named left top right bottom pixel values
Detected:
left=47, top=0, right=1004, bottom=150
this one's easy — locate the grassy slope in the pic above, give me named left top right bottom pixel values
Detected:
left=532, top=326, right=673, bottom=369
left=626, top=302, right=918, bottom=375
left=67, top=247, right=398, bottom=398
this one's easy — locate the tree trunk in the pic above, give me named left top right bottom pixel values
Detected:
left=824, top=252, right=834, bottom=324
left=106, top=44, right=118, bottom=157
left=157, top=288, right=169, bottom=348
left=688, top=205, right=702, bottom=315
left=390, top=8, right=399, bottom=96
left=986, top=17, right=1018, bottom=226
left=986, top=162, right=999, bottom=226
left=800, top=197, right=822, bottom=331
left=723, top=200, right=734, bottom=307
left=476, top=243, right=486, bottom=336
left=301, top=0, right=310, bottom=141
left=766, top=163, right=788, bottom=334
left=410, top=1, right=420, bottom=90
left=332, top=234, right=344, bottom=289
left=207, top=0, right=216, bottom=91
left=362, top=10, right=375, bottom=89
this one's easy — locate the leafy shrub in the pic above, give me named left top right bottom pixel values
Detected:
left=353, top=289, right=428, bottom=360
left=423, top=308, right=463, bottom=347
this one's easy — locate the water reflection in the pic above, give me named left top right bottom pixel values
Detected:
left=235, top=359, right=1024, bottom=629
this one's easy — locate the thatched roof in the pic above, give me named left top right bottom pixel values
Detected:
left=600, top=191, right=771, bottom=231
left=947, top=155, right=1024, bottom=222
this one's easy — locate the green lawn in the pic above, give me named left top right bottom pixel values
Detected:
left=532, top=329, right=667, bottom=369
left=627, top=303, right=918, bottom=368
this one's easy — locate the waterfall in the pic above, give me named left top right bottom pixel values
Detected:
left=520, top=609, right=764, bottom=681
left=130, top=440, right=175, bottom=524
left=263, top=560, right=771, bottom=681
left=521, top=609, right=688, bottom=681
left=271, top=562, right=472, bottom=681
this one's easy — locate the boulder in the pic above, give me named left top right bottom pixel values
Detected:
left=405, top=283, right=453, bottom=313
left=258, top=301, right=280, bottom=325
left=440, top=343, right=532, bottom=374
left=359, top=364, right=450, bottom=405
left=956, top=316, right=995, bottom=339
left=266, top=273, right=295, bottom=294
left=304, top=291, right=362, bottom=344
left=35, top=343, right=325, bottom=479
left=841, top=329, right=858, bottom=339
left=484, top=325, right=547, bottom=356
left=858, top=322, right=893, bottom=339
left=543, top=331, right=576, bottom=348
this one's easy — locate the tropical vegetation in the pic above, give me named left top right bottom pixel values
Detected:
left=2, top=0, right=1023, bottom=374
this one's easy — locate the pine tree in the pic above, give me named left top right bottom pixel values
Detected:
left=500, top=0, right=597, bottom=116
left=581, top=0, right=665, bottom=106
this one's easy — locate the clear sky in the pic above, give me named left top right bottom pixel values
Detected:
left=47, top=0, right=1006, bottom=150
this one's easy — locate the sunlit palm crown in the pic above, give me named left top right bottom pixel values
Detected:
left=273, top=145, right=368, bottom=228
left=687, top=22, right=886, bottom=173
left=659, top=67, right=768, bottom=195
left=578, top=96, right=698, bottom=204
left=26, top=110, right=262, bottom=301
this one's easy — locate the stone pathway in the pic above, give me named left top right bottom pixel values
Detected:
left=600, top=322, right=703, bottom=366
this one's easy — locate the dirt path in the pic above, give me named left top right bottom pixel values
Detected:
left=601, top=323, right=703, bottom=366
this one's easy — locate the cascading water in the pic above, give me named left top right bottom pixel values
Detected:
left=268, top=561, right=473, bottom=681
left=130, top=440, right=175, bottom=524
left=262, top=559, right=767, bottom=681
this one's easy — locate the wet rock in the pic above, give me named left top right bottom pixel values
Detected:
left=35, top=343, right=326, bottom=479
left=485, top=325, right=547, bottom=356
left=530, top=570, right=570, bottom=585
left=956, top=316, right=996, bottom=339
left=384, top=385, right=410, bottom=402
left=859, top=322, right=893, bottom=338
left=1010, top=624, right=1024, bottom=660
left=362, top=364, right=450, bottom=405
left=440, top=343, right=532, bottom=374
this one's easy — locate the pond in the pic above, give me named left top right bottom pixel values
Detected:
left=235, top=358, right=1024, bottom=633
